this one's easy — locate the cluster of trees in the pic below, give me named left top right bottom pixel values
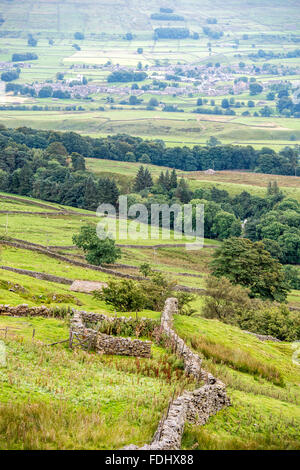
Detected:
left=107, top=71, right=147, bottom=83
left=37, top=86, right=71, bottom=99
left=249, top=48, right=300, bottom=60
left=0, top=126, right=298, bottom=176
left=150, top=13, right=184, bottom=21
left=28, top=34, right=37, bottom=47
left=73, top=225, right=121, bottom=265
left=193, top=106, right=236, bottom=116
left=1, top=69, right=20, bottom=82
left=203, top=237, right=300, bottom=340
left=202, top=27, right=223, bottom=39
left=204, top=275, right=299, bottom=341
left=245, top=186, right=300, bottom=265
left=127, top=169, right=300, bottom=264
left=211, top=237, right=289, bottom=302
left=12, top=52, right=38, bottom=62
left=154, top=27, right=190, bottom=39
left=0, top=138, right=119, bottom=211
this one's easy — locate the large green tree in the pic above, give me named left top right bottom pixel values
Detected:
left=73, top=225, right=121, bottom=265
left=211, top=237, right=289, bottom=302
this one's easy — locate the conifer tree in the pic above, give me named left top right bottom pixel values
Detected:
left=133, top=166, right=145, bottom=192
left=83, top=176, right=99, bottom=210
left=176, top=178, right=192, bottom=203
left=158, top=171, right=165, bottom=188
left=71, top=152, right=86, bottom=171
left=98, top=178, right=119, bottom=206
left=170, top=168, right=177, bottom=189
left=19, top=163, right=33, bottom=196
left=144, top=168, right=153, bottom=188
left=164, top=170, right=171, bottom=191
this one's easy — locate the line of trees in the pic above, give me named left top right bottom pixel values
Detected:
left=128, top=166, right=300, bottom=264
left=0, top=139, right=119, bottom=211
left=0, top=126, right=298, bottom=176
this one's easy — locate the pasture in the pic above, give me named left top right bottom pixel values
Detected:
left=0, top=0, right=299, bottom=148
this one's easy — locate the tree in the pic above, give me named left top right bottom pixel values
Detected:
left=283, top=265, right=300, bottom=290
left=260, top=106, right=272, bottom=117
left=211, top=237, right=289, bottom=301
left=137, top=47, right=143, bottom=54
left=28, top=35, right=37, bottom=47
left=71, top=152, right=86, bottom=171
left=175, top=178, right=192, bottom=203
left=18, top=163, right=33, bottom=196
left=211, top=211, right=241, bottom=240
left=133, top=166, right=152, bottom=191
left=138, top=153, right=151, bottom=164
left=129, top=95, right=140, bottom=105
left=74, top=32, right=84, bottom=40
left=249, top=83, right=263, bottom=95
left=83, top=177, right=99, bottom=210
left=98, top=177, right=119, bottom=206
left=207, top=136, right=221, bottom=147
left=73, top=225, right=121, bottom=265
left=170, top=168, right=177, bottom=189
left=203, top=275, right=253, bottom=321
left=144, top=167, right=153, bottom=187
left=221, top=98, right=230, bottom=109
left=38, top=86, right=53, bottom=98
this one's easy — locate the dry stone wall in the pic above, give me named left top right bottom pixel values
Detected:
left=0, top=266, right=73, bottom=285
left=0, top=304, right=60, bottom=317
left=70, top=310, right=152, bottom=358
left=123, top=297, right=230, bottom=450
left=0, top=239, right=207, bottom=294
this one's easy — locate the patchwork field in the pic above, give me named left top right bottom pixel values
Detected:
left=0, top=1, right=299, bottom=148
left=0, top=0, right=300, bottom=452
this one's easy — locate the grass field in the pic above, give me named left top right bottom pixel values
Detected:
left=0, top=0, right=300, bottom=451
left=0, top=193, right=300, bottom=449
left=0, top=1, right=299, bottom=148
left=86, top=157, right=300, bottom=202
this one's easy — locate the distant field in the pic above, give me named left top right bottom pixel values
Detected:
left=86, top=159, right=300, bottom=201
left=0, top=1, right=299, bottom=148
left=1, top=0, right=299, bottom=35
left=0, top=109, right=298, bottom=149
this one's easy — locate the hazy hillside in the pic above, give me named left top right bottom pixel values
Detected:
left=0, top=0, right=299, bottom=36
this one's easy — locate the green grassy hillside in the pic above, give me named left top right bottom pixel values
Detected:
left=0, top=195, right=300, bottom=449
left=1, top=0, right=299, bottom=35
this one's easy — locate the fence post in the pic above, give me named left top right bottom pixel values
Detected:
left=69, top=330, right=73, bottom=349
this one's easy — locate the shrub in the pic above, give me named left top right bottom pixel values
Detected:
left=95, top=279, right=147, bottom=312
left=203, top=276, right=253, bottom=321
left=203, top=276, right=300, bottom=341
